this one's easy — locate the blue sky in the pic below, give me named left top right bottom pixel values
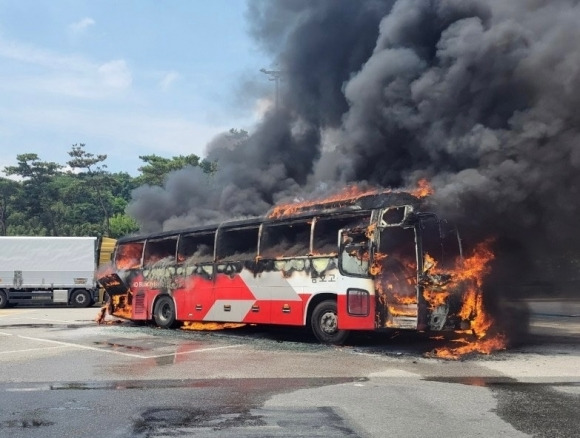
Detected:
left=0, top=0, right=271, bottom=175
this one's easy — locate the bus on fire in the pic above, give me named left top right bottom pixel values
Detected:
left=98, top=191, right=468, bottom=344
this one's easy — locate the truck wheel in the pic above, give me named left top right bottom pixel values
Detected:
left=310, top=300, right=349, bottom=345
left=0, top=290, right=8, bottom=309
left=71, top=290, right=91, bottom=308
left=153, top=295, right=178, bottom=329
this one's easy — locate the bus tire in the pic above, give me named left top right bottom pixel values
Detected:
left=0, top=290, right=8, bottom=309
left=71, top=290, right=91, bottom=308
left=310, top=300, right=349, bottom=345
left=153, top=295, right=178, bottom=329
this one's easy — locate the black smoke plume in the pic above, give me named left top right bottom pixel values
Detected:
left=128, top=0, right=580, bottom=298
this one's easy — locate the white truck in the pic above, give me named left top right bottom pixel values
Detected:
left=0, top=236, right=114, bottom=308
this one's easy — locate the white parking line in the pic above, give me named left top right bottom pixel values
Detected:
left=13, top=334, right=244, bottom=359
left=140, top=344, right=244, bottom=359
left=5, top=386, right=50, bottom=392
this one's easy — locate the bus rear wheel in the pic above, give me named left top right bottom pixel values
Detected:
left=153, top=295, right=178, bottom=329
left=311, top=300, right=349, bottom=345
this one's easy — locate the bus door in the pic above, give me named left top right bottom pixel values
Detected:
left=375, top=205, right=419, bottom=329
left=108, top=240, right=145, bottom=319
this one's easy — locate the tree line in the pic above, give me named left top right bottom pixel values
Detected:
left=0, top=143, right=216, bottom=238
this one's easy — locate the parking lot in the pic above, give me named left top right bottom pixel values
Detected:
left=0, top=302, right=579, bottom=437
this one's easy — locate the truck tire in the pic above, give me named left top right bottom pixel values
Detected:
left=153, top=295, right=179, bottom=329
left=70, top=290, right=91, bottom=308
left=310, top=300, right=349, bottom=345
left=0, top=290, right=8, bottom=309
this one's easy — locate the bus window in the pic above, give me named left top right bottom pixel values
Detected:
left=115, top=242, right=144, bottom=269
left=143, top=237, right=178, bottom=266
left=216, top=226, right=259, bottom=261
left=420, top=217, right=462, bottom=271
left=177, top=232, right=215, bottom=263
left=339, top=231, right=370, bottom=277
left=313, top=213, right=370, bottom=255
left=260, top=221, right=310, bottom=258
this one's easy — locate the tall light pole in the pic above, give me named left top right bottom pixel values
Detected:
left=260, top=68, right=284, bottom=110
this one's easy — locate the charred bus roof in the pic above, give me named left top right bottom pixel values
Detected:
left=116, top=191, right=423, bottom=245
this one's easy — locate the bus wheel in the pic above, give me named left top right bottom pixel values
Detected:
left=71, top=290, right=91, bottom=308
left=0, top=290, right=8, bottom=309
left=311, top=300, right=349, bottom=345
left=153, top=296, right=178, bottom=329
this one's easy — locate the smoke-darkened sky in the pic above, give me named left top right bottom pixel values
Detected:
left=129, top=0, right=580, bottom=284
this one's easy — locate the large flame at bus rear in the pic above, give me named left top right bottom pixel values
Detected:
left=429, top=239, right=507, bottom=359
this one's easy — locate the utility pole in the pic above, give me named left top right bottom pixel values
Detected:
left=260, top=68, right=284, bottom=110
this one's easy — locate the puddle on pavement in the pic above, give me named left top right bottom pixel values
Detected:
left=48, top=377, right=360, bottom=391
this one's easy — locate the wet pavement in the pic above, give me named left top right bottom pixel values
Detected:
left=0, top=302, right=578, bottom=437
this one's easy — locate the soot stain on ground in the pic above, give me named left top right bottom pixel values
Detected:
left=491, top=381, right=580, bottom=438
left=426, top=377, right=580, bottom=438
left=132, top=406, right=266, bottom=436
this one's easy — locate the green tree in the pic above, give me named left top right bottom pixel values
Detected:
left=136, top=153, right=217, bottom=186
left=0, top=178, right=20, bottom=235
left=67, top=144, right=114, bottom=236
left=109, top=213, right=139, bottom=238
left=4, top=153, right=63, bottom=235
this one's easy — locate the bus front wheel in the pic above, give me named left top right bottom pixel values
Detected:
left=311, top=300, right=349, bottom=345
left=153, top=295, right=178, bottom=329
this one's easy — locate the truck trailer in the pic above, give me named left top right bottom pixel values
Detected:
left=0, top=236, right=115, bottom=308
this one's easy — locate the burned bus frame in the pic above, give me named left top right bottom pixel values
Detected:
left=99, top=192, right=464, bottom=344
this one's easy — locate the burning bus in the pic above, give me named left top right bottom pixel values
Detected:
left=98, top=189, right=493, bottom=345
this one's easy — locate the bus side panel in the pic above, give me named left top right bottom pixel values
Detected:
left=125, top=272, right=151, bottom=321
left=176, top=275, right=214, bottom=321
left=246, top=269, right=308, bottom=326
left=336, top=294, right=376, bottom=330
left=207, top=272, right=258, bottom=323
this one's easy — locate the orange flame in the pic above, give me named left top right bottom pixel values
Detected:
left=116, top=243, right=143, bottom=269
left=430, top=238, right=507, bottom=359
left=268, top=185, right=385, bottom=218
left=182, top=321, right=246, bottom=331
left=430, top=334, right=507, bottom=360
left=410, top=178, right=434, bottom=198
left=110, top=293, right=133, bottom=320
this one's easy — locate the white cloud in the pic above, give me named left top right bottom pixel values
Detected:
left=160, top=71, right=180, bottom=90
left=68, top=17, right=95, bottom=35
left=98, top=60, right=132, bottom=89
left=0, top=35, right=90, bottom=71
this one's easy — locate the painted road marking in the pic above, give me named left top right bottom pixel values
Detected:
left=5, top=386, right=51, bottom=392
left=4, top=333, right=245, bottom=359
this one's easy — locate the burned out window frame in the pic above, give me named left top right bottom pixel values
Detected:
left=416, top=214, right=463, bottom=272
left=176, top=230, right=217, bottom=264
left=338, top=228, right=372, bottom=278
left=215, top=224, right=260, bottom=262
left=258, top=218, right=313, bottom=259
left=143, top=236, right=179, bottom=266
left=114, top=240, right=145, bottom=270
left=312, top=212, right=372, bottom=256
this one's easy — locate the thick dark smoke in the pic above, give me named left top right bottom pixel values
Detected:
left=128, top=0, right=580, bottom=297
